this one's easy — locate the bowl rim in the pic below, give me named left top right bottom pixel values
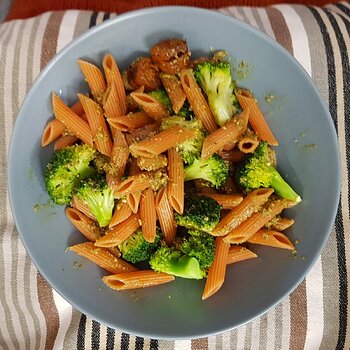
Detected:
left=8, top=5, right=341, bottom=339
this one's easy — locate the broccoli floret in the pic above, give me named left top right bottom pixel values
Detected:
left=184, top=154, right=229, bottom=188
left=161, top=116, right=205, bottom=164
left=236, top=141, right=301, bottom=202
left=180, top=229, right=215, bottom=270
left=118, top=228, right=162, bottom=263
left=149, top=243, right=206, bottom=279
left=194, top=61, right=238, bottom=126
left=148, top=89, right=194, bottom=119
left=44, top=144, right=96, bottom=205
left=175, top=195, right=221, bottom=233
left=74, top=175, right=115, bottom=227
left=148, top=89, right=172, bottom=111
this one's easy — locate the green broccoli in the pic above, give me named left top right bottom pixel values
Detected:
left=184, top=154, right=229, bottom=188
left=44, top=144, right=96, bottom=205
left=73, top=175, right=115, bottom=227
left=174, top=195, right=221, bottom=233
left=148, top=89, right=194, bottom=119
left=236, top=141, right=301, bottom=202
left=118, top=228, right=162, bottom=264
left=149, top=243, right=206, bottom=279
left=161, top=116, right=205, bottom=164
left=180, top=229, right=215, bottom=270
left=194, top=61, right=238, bottom=126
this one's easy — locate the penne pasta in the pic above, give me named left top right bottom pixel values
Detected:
left=78, top=93, right=113, bottom=157
left=226, top=246, right=258, bottom=265
left=77, top=59, right=106, bottom=101
left=137, top=154, right=168, bottom=171
left=107, top=111, right=153, bottom=132
left=167, top=148, right=185, bottom=214
left=266, top=216, right=295, bottom=231
left=71, top=195, right=96, bottom=221
left=110, top=130, right=130, bottom=180
left=160, top=73, right=186, bottom=113
left=201, top=109, right=249, bottom=160
left=129, top=125, right=195, bottom=158
left=202, top=237, right=230, bottom=300
left=66, top=207, right=102, bottom=242
left=41, top=119, right=66, bottom=147
left=140, top=188, right=157, bottom=243
left=54, top=134, right=79, bottom=150
left=69, top=242, right=136, bottom=274
left=102, top=53, right=127, bottom=115
left=179, top=69, right=217, bottom=133
left=95, top=213, right=141, bottom=247
left=223, top=197, right=296, bottom=244
left=237, top=132, right=259, bottom=154
left=102, top=270, right=175, bottom=290
left=126, top=192, right=142, bottom=214
left=130, top=92, right=168, bottom=121
left=212, top=188, right=274, bottom=236
left=247, top=229, right=295, bottom=250
left=198, top=193, right=243, bottom=210
left=155, top=186, right=177, bottom=245
left=109, top=201, right=133, bottom=228
left=103, top=81, right=124, bottom=123
left=52, top=93, right=93, bottom=146
left=114, top=173, right=151, bottom=196
left=235, top=88, right=278, bottom=146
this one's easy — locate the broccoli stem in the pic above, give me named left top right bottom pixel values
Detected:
left=270, top=167, right=301, bottom=203
left=168, top=255, right=204, bottom=279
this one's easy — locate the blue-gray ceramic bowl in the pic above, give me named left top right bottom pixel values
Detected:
left=8, top=6, right=340, bottom=339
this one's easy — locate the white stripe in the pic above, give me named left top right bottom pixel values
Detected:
left=256, top=7, right=276, bottom=39
left=250, top=317, right=261, bottom=350
left=281, top=297, right=291, bottom=349
left=32, top=12, right=51, bottom=79
left=52, top=290, right=73, bottom=350
left=207, top=334, right=217, bottom=350
left=304, top=257, right=324, bottom=350
left=236, top=324, right=247, bottom=349
left=3, top=21, right=26, bottom=349
left=222, top=329, right=231, bottom=349
left=56, top=10, right=79, bottom=53
left=99, top=325, right=108, bottom=350
left=96, top=12, right=105, bottom=25
left=242, top=7, right=259, bottom=29
left=174, top=339, right=191, bottom=350
left=266, top=308, right=276, bottom=349
left=224, top=7, right=245, bottom=22
left=273, top=5, right=312, bottom=76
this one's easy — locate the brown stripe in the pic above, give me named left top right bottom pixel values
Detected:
left=289, top=280, right=307, bottom=350
left=265, top=7, right=293, bottom=54
left=192, top=337, right=209, bottom=349
left=37, top=273, right=60, bottom=350
left=40, top=11, right=65, bottom=71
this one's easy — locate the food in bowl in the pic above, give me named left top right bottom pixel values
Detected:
left=41, top=38, right=301, bottom=300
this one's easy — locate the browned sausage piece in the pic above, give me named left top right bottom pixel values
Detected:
left=150, top=39, right=191, bottom=74
left=127, top=57, right=162, bottom=91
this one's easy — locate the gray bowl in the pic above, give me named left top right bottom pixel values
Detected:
left=8, top=6, right=340, bottom=339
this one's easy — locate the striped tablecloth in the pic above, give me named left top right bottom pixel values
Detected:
left=0, top=3, right=349, bottom=349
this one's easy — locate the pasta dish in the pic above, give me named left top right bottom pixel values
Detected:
left=41, top=39, right=301, bottom=300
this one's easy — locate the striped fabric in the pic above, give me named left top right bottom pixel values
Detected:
left=0, top=3, right=349, bottom=349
